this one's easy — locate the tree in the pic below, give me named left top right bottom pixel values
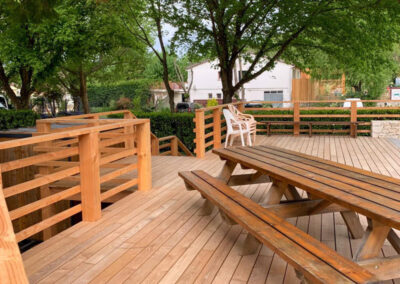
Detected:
left=54, top=0, right=143, bottom=113
left=119, top=0, right=178, bottom=112
left=0, top=0, right=61, bottom=109
left=173, top=0, right=400, bottom=103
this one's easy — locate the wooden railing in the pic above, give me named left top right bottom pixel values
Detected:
left=193, top=100, right=400, bottom=158
left=193, top=102, right=243, bottom=158
left=0, top=116, right=151, bottom=282
left=152, top=135, right=194, bottom=157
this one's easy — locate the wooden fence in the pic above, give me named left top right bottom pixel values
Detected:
left=193, top=100, right=400, bottom=158
left=0, top=116, right=151, bottom=283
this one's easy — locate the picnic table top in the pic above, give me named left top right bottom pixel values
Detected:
left=213, top=145, right=400, bottom=230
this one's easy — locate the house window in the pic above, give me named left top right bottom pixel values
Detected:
left=217, top=93, right=221, bottom=99
left=208, top=93, right=213, bottom=99
left=238, top=70, right=248, bottom=81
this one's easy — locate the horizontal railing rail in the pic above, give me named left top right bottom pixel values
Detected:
left=0, top=114, right=151, bottom=282
left=193, top=100, right=400, bottom=158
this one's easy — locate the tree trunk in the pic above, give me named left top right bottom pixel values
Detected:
left=353, top=81, right=362, bottom=93
left=220, top=68, right=235, bottom=104
left=0, top=62, right=32, bottom=109
left=79, top=66, right=90, bottom=114
left=162, top=62, right=175, bottom=112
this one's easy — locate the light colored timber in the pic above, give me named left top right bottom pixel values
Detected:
left=79, top=132, right=101, bottom=222
left=16, top=136, right=400, bottom=283
left=16, top=204, right=82, bottom=242
left=3, top=165, right=80, bottom=198
left=100, top=178, right=138, bottom=201
left=136, top=121, right=152, bottom=191
left=9, top=185, right=80, bottom=220
left=1, top=147, right=78, bottom=172
left=0, top=169, right=29, bottom=283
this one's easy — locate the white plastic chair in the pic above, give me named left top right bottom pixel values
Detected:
left=223, top=109, right=252, bottom=147
left=228, top=104, right=257, bottom=144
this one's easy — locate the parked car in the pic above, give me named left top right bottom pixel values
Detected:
left=244, top=101, right=263, bottom=108
left=0, top=95, right=9, bottom=109
left=343, top=98, right=363, bottom=108
left=176, top=102, right=195, bottom=112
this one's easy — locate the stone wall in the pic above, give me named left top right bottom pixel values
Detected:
left=371, top=120, right=400, bottom=138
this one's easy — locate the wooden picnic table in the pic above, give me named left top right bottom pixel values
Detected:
left=211, top=145, right=400, bottom=281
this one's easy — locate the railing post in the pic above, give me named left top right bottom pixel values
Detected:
left=293, top=101, right=300, bottom=136
left=36, top=121, right=57, bottom=240
left=0, top=169, right=29, bottom=283
left=79, top=132, right=101, bottom=221
left=171, top=136, right=178, bottom=156
left=151, top=134, right=160, bottom=155
left=350, top=101, right=357, bottom=137
left=195, top=109, right=205, bottom=158
left=213, top=108, right=222, bottom=149
left=237, top=102, right=245, bottom=112
left=124, top=111, right=135, bottom=149
left=137, top=120, right=152, bottom=191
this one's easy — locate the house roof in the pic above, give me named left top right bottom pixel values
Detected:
left=150, top=81, right=184, bottom=91
left=185, top=59, right=294, bottom=70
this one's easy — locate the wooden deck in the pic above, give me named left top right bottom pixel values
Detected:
left=22, top=136, right=400, bottom=283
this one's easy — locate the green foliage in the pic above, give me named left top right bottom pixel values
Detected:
left=0, top=110, right=39, bottom=130
left=109, top=110, right=196, bottom=151
left=206, top=99, right=218, bottom=107
left=87, top=80, right=153, bottom=108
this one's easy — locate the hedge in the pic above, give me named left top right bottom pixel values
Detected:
left=0, top=110, right=39, bottom=130
left=87, top=80, right=153, bottom=108
left=109, top=111, right=196, bottom=152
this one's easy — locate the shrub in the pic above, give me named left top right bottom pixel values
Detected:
left=0, top=110, right=39, bottom=130
left=206, top=99, right=218, bottom=107
left=116, top=97, right=133, bottom=110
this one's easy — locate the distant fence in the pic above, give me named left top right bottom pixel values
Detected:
left=193, top=100, right=400, bottom=158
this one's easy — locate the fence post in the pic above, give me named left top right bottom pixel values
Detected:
left=137, top=120, right=152, bottom=191
left=79, top=132, right=101, bottom=222
left=0, top=169, right=29, bottom=283
left=213, top=108, right=222, bottom=149
left=195, top=109, right=206, bottom=158
left=350, top=101, right=357, bottom=137
left=293, top=101, right=300, bottom=136
left=171, top=136, right=179, bottom=156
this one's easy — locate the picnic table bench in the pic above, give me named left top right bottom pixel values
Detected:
left=179, top=145, right=400, bottom=283
left=259, top=121, right=366, bottom=137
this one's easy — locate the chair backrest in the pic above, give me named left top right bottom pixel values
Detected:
left=228, top=104, right=241, bottom=119
left=223, top=109, right=236, bottom=133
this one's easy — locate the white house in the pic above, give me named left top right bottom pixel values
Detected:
left=187, top=60, right=300, bottom=106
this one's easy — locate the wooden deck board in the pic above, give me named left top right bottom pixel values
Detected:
left=22, top=135, right=400, bottom=283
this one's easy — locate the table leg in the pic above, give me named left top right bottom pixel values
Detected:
left=387, top=229, right=400, bottom=253
left=354, top=219, right=391, bottom=261
left=340, top=211, right=364, bottom=239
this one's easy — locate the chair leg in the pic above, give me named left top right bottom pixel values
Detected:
left=225, top=134, right=229, bottom=148
left=247, top=132, right=252, bottom=146
left=230, top=135, right=234, bottom=146
left=240, top=132, right=245, bottom=146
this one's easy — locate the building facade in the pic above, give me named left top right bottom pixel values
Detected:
left=187, top=60, right=298, bottom=106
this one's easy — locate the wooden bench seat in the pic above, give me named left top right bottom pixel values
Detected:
left=179, top=170, right=376, bottom=284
